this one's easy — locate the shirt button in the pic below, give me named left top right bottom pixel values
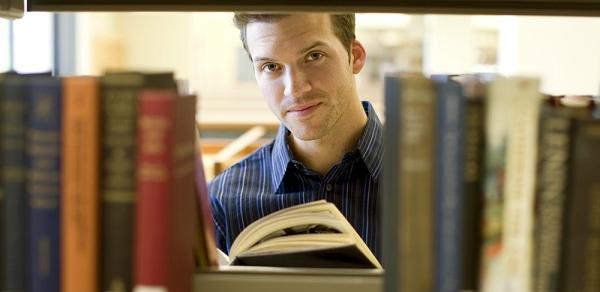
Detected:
left=325, top=184, right=333, bottom=192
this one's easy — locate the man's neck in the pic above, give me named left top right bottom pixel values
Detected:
left=287, top=101, right=368, bottom=176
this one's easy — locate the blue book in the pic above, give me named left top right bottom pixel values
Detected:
left=432, top=76, right=466, bottom=292
left=1, top=73, right=30, bottom=292
left=26, top=76, right=61, bottom=292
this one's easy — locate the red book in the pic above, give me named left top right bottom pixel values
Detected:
left=134, top=90, right=197, bottom=292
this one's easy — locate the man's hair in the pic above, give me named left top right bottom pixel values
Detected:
left=233, top=13, right=356, bottom=60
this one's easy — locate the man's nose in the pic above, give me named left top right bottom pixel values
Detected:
left=283, top=67, right=311, bottom=98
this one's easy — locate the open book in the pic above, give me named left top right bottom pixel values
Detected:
left=218, top=200, right=382, bottom=269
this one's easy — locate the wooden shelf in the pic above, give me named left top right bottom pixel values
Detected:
left=1, top=0, right=24, bottom=19
left=26, top=0, right=600, bottom=16
left=193, top=266, right=382, bottom=292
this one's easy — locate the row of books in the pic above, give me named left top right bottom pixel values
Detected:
left=383, top=73, right=599, bottom=292
left=0, top=71, right=215, bottom=292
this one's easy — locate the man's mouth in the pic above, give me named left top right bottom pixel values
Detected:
left=287, top=102, right=321, bottom=116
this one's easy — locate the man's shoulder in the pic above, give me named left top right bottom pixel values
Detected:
left=208, top=141, right=274, bottom=194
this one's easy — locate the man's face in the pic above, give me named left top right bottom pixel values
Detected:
left=246, top=14, right=360, bottom=141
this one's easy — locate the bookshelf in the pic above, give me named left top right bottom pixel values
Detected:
left=2, top=1, right=599, bottom=292
left=193, top=266, right=382, bottom=292
left=23, top=0, right=600, bottom=16
left=0, top=0, right=23, bottom=18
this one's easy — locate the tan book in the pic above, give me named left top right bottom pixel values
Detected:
left=480, top=77, right=542, bottom=292
left=61, top=76, right=101, bottom=292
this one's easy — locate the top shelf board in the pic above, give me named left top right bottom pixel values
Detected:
left=26, top=0, right=600, bottom=16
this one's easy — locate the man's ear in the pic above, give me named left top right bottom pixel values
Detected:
left=350, top=40, right=367, bottom=74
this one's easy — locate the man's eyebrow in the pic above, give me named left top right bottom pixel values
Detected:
left=253, top=56, right=274, bottom=63
left=299, top=41, right=328, bottom=54
left=252, top=41, right=329, bottom=63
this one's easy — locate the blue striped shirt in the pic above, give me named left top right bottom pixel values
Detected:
left=209, top=101, right=383, bottom=260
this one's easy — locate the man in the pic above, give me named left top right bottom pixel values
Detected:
left=209, top=13, right=383, bottom=260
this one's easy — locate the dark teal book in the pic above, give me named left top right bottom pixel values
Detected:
left=26, top=75, right=61, bottom=292
left=1, top=73, right=30, bottom=292
left=0, top=72, right=11, bottom=291
left=100, top=72, right=143, bottom=292
left=382, top=73, right=402, bottom=292
left=432, top=76, right=466, bottom=292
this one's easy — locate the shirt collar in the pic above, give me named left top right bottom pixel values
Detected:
left=356, top=101, right=383, bottom=182
left=270, top=101, right=383, bottom=190
left=271, top=125, right=294, bottom=191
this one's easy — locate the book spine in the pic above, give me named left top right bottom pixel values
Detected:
left=134, top=90, right=175, bottom=290
left=1, top=75, right=28, bottom=292
left=100, top=77, right=140, bottom=292
left=382, top=74, right=402, bottom=292
left=532, top=107, right=571, bottom=292
left=26, top=77, right=62, bottom=292
left=461, top=97, right=485, bottom=291
left=480, top=77, right=514, bottom=292
left=0, top=173, right=3, bottom=291
left=433, top=80, right=465, bottom=292
left=562, top=119, right=600, bottom=292
left=0, top=75, right=5, bottom=291
left=169, top=94, right=197, bottom=292
left=501, top=78, right=541, bottom=292
left=194, top=144, right=218, bottom=267
left=400, top=76, right=436, bottom=292
left=61, top=77, right=100, bottom=292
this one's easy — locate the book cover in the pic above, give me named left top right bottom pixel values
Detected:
left=1, top=73, right=29, bottom=292
left=383, top=73, right=436, bottom=292
left=61, top=76, right=101, bottom=292
left=100, top=72, right=144, bottom=292
left=134, top=90, right=197, bottom=292
left=480, top=77, right=542, bottom=292
left=0, top=72, right=10, bottom=291
left=459, top=77, right=486, bottom=291
left=501, top=78, right=541, bottom=292
left=479, top=77, right=516, bottom=292
left=433, top=77, right=466, bottom=292
left=562, top=115, right=600, bottom=292
left=382, top=73, right=402, bottom=292
left=26, top=75, right=61, bottom=292
left=532, top=103, right=572, bottom=292
left=0, top=72, right=8, bottom=291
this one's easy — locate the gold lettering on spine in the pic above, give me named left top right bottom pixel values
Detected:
left=139, top=115, right=170, bottom=182
left=138, top=163, right=168, bottom=181
left=139, top=116, right=169, bottom=154
left=103, top=89, right=137, bottom=203
left=465, top=104, right=482, bottom=181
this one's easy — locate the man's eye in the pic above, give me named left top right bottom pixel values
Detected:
left=307, top=52, right=324, bottom=61
left=262, top=63, right=280, bottom=72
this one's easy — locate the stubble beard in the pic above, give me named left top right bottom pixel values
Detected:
left=282, top=88, right=349, bottom=142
